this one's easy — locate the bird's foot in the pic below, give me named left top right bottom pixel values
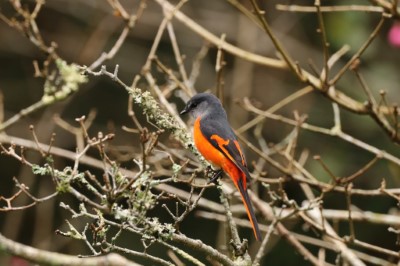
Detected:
left=207, top=169, right=223, bottom=185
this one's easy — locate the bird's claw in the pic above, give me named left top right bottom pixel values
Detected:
left=207, top=169, right=223, bottom=185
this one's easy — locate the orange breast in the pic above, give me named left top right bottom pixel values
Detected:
left=193, top=117, right=243, bottom=185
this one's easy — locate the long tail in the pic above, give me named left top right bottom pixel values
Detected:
left=236, top=178, right=262, bottom=241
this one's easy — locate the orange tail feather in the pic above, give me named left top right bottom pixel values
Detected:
left=236, top=178, right=262, bottom=241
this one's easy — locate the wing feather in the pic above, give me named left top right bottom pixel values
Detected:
left=200, top=118, right=250, bottom=180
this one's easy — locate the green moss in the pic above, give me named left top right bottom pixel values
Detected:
left=144, top=217, right=176, bottom=241
left=32, top=164, right=50, bottom=175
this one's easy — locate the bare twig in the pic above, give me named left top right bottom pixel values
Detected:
left=0, top=233, right=141, bottom=266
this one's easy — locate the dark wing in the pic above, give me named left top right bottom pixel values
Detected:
left=201, top=117, right=262, bottom=241
left=200, top=117, right=250, bottom=180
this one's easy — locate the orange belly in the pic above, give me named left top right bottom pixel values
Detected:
left=193, top=117, right=243, bottom=184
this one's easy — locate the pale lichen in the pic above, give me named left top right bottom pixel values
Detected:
left=42, top=59, right=87, bottom=104
left=128, top=88, right=201, bottom=158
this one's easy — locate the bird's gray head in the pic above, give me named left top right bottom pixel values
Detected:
left=180, top=93, right=223, bottom=119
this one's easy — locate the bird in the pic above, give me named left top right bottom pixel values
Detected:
left=180, top=93, right=262, bottom=241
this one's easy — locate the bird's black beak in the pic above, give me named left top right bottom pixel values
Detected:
left=180, top=106, right=189, bottom=115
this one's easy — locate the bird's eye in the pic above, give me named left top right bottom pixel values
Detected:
left=190, top=102, right=198, bottom=108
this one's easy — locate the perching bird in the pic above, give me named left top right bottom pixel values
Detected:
left=180, top=93, right=262, bottom=241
